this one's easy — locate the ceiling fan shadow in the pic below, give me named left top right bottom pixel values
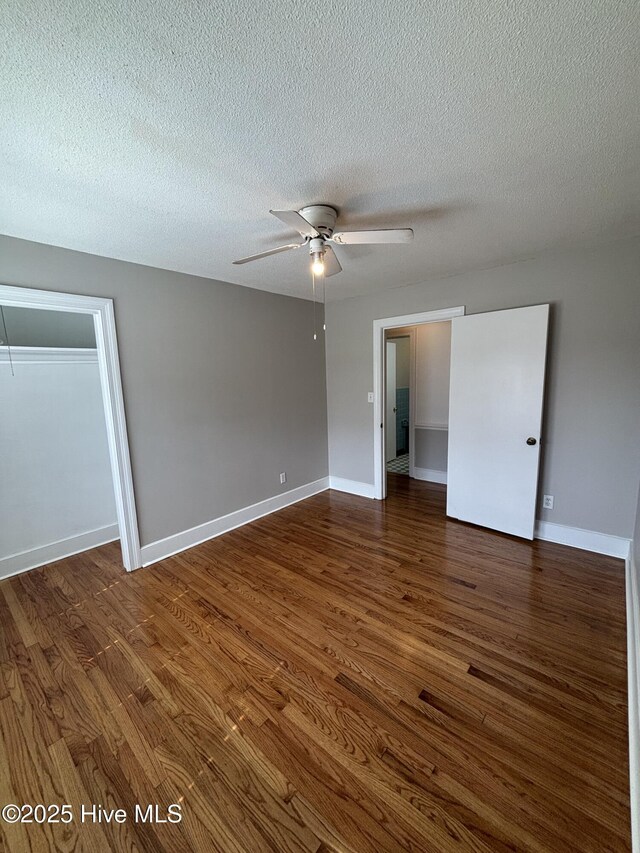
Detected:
left=335, top=202, right=467, bottom=230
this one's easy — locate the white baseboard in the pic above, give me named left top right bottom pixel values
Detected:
left=412, top=466, right=447, bottom=485
left=141, top=477, right=330, bottom=567
left=627, top=544, right=640, bottom=852
left=535, top=520, right=631, bottom=558
left=0, top=524, right=119, bottom=580
left=328, top=477, right=376, bottom=499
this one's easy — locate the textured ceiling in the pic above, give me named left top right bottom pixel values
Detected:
left=1, top=1, right=639, bottom=300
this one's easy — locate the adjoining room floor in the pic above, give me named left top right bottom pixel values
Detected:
left=386, top=452, right=409, bottom=474
left=0, top=476, right=630, bottom=851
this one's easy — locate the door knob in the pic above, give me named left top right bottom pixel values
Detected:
left=526, top=437, right=537, bottom=446
left=393, top=407, right=397, bottom=413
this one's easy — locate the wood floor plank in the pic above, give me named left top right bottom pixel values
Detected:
left=48, top=736, right=112, bottom=853
left=1, top=583, right=37, bottom=649
left=0, top=477, right=630, bottom=851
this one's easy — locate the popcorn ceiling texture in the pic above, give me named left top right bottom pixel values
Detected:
left=1, top=0, right=639, bottom=300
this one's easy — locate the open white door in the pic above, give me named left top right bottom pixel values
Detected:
left=447, top=304, right=549, bottom=539
left=385, top=341, right=397, bottom=463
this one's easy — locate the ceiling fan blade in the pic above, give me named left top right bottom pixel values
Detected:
left=270, top=209, right=319, bottom=238
left=232, top=243, right=303, bottom=265
left=331, top=228, right=414, bottom=245
left=323, top=245, right=342, bottom=277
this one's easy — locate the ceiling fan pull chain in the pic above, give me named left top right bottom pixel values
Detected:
left=322, top=275, right=326, bottom=331
left=312, top=271, right=317, bottom=341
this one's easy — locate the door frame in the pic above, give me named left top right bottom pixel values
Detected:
left=373, top=306, right=465, bottom=500
left=0, top=284, right=142, bottom=570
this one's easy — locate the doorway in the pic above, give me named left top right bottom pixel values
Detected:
left=385, top=322, right=452, bottom=486
left=0, top=285, right=141, bottom=572
left=374, top=307, right=465, bottom=500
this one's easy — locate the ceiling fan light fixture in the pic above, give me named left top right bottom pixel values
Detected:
left=311, top=251, right=325, bottom=276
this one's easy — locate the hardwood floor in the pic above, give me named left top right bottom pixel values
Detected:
left=0, top=476, right=630, bottom=851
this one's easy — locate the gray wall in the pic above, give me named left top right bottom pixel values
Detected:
left=1, top=305, right=96, bottom=347
left=415, top=428, right=448, bottom=472
left=392, top=336, right=410, bottom=387
left=635, top=483, right=640, bottom=565
left=326, top=236, right=640, bottom=539
left=1, top=236, right=328, bottom=547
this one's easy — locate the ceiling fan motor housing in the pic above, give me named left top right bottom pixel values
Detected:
left=299, top=205, right=338, bottom=237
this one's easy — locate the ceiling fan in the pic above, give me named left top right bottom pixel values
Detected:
left=232, top=205, right=413, bottom=277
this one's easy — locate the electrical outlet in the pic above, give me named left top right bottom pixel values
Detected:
left=367, top=392, right=374, bottom=403
left=543, top=494, right=554, bottom=510
left=280, top=472, right=286, bottom=485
